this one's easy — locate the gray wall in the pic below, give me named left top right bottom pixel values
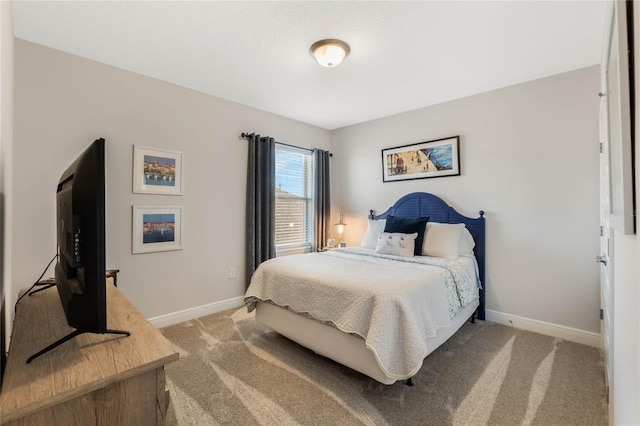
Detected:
left=12, top=39, right=601, bottom=336
left=331, top=66, right=600, bottom=333
left=12, top=39, right=330, bottom=319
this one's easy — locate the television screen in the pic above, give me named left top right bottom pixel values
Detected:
left=55, top=138, right=107, bottom=332
left=27, top=138, right=129, bottom=363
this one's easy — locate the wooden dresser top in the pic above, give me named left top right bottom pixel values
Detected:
left=0, top=281, right=179, bottom=422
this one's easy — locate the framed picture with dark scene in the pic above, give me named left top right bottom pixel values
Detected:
left=132, top=206, right=183, bottom=254
left=133, top=145, right=183, bottom=195
left=382, top=136, right=460, bottom=182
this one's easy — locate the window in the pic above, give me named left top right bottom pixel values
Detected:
left=275, top=144, right=313, bottom=252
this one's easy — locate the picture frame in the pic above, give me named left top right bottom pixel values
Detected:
left=132, top=206, right=183, bottom=254
left=382, top=136, right=460, bottom=182
left=133, top=146, right=183, bottom=195
left=601, top=0, right=635, bottom=234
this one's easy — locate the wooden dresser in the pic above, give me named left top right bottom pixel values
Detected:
left=0, top=281, right=179, bottom=425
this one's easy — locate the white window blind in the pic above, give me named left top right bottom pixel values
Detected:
left=275, top=144, right=313, bottom=249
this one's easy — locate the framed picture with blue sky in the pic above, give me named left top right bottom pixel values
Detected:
left=133, top=145, right=183, bottom=195
left=382, top=136, right=460, bottom=182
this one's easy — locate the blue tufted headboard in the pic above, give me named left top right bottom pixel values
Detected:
left=369, top=192, right=486, bottom=320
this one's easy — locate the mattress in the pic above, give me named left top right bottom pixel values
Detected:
left=245, top=247, right=479, bottom=379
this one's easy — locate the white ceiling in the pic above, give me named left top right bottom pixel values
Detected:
left=12, top=1, right=606, bottom=130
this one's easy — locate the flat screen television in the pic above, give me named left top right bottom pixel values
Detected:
left=27, top=138, right=128, bottom=363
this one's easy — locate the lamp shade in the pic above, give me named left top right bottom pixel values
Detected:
left=310, top=39, right=350, bottom=68
left=335, top=212, right=346, bottom=236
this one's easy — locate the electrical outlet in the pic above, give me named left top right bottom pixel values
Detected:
left=229, top=268, right=236, bottom=279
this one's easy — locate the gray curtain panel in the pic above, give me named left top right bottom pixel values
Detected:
left=313, top=149, right=331, bottom=251
left=246, top=134, right=276, bottom=289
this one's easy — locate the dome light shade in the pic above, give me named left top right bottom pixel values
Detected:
left=310, top=39, right=350, bottom=68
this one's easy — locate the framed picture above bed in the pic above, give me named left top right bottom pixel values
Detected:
left=133, top=145, right=183, bottom=195
left=132, top=205, right=183, bottom=254
left=382, top=136, right=460, bottom=182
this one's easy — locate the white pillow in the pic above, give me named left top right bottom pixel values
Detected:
left=375, top=232, right=417, bottom=257
left=422, top=223, right=465, bottom=258
left=459, top=227, right=476, bottom=256
left=361, top=219, right=386, bottom=250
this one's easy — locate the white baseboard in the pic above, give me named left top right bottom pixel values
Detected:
left=485, top=309, right=602, bottom=348
left=148, top=301, right=602, bottom=348
left=148, top=296, right=245, bottom=329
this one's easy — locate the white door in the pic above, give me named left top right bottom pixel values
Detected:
left=600, top=0, right=615, bottom=411
left=598, top=83, right=613, bottom=409
left=599, top=0, right=633, bottom=416
left=600, top=2, right=636, bottom=418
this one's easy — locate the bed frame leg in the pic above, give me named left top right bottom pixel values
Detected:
left=406, top=377, right=414, bottom=386
left=470, top=307, right=479, bottom=324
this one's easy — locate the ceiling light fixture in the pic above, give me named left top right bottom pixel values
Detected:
left=310, top=39, right=350, bottom=68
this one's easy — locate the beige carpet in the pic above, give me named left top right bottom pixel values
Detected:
left=160, top=308, right=607, bottom=425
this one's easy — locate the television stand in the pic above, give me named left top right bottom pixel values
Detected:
left=26, top=328, right=131, bottom=364
left=0, top=280, right=178, bottom=425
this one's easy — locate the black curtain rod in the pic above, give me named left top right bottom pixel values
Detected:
left=240, top=132, right=332, bottom=157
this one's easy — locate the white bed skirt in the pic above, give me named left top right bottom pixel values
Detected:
left=255, top=299, right=480, bottom=385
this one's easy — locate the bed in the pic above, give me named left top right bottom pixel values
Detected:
left=245, top=192, right=485, bottom=385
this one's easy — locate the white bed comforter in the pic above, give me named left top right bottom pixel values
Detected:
left=244, top=247, right=478, bottom=379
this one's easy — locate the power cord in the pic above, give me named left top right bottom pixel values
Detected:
left=14, top=254, right=58, bottom=312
